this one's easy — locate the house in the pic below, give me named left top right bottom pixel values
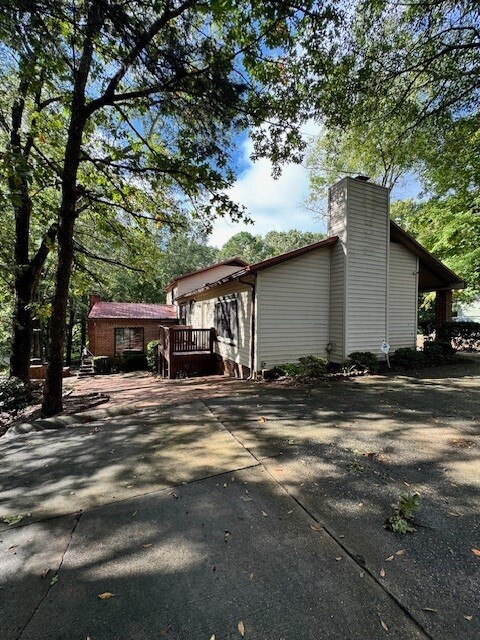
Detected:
left=163, top=177, right=463, bottom=378
left=87, top=296, right=177, bottom=357
left=456, top=299, right=480, bottom=323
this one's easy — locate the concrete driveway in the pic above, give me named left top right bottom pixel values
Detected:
left=1, top=359, right=478, bottom=639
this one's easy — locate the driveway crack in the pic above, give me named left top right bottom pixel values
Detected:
left=204, top=401, right=434, bottom=640
left=15, top=511, right=83, bottom=640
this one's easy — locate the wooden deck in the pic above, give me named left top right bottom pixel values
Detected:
left=158, top=326, right=216, bottom=379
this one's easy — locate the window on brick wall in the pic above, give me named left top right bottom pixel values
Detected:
left=214, top=296, right=238, bottom=343
left=114, top=327, right=144, bottom=355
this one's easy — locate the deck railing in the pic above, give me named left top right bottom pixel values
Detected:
left=158, top=325, right=216, bottom=378
left=159, top=326, right=214, bottom=354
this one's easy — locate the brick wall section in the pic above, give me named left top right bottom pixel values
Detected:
left=435, top=289, right=453, bottom=332
left=88, top=318, right=176, bottom=357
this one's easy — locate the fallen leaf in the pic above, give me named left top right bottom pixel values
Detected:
left=249, top=572, right=254, bottom=582
left=258, top=417, right=266, bottom=423
left=126, top=484, right=133, bottom=488
left=464, top=615, right=473, bottom=621
left=142, top=543, right=153, bottom=548
left=385, top=555, right=394, bottom=562
left=335, top=557, right=342, bottom=561
left=238, top=620, right=245, bottom=637
left=3, top=515, right=24, bottom=526
left=472, top=548, right=480, bottom=557
left=261, top=511, right=268, bottom=517
left=380, top=567, right=386, bottom=578
left=98, top=592, right=115, bottom=600
left=380, top=619, right=389, bottom=631
left=395, top=549, right=406, bottom=556
left=421, top=608, right=437, bottom=613
left=309, top=525, right=323, bottom=531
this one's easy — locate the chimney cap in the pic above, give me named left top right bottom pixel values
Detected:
left=354, top=175, right=370, bottom=182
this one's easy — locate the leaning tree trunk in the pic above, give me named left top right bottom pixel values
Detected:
left=41, top=209, right=78, bottom=417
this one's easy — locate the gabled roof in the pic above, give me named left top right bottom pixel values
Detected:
left=177, top=236, right=339, bottom=299
left=89, top=302, right=177, bottom=320
left=175, top=222, right=464, bottom=300
left=165, top=257, right=248, bottom=292
left=390, top=221, right=464, bottom=290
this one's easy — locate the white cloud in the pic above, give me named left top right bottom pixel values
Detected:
left=209, top=125, right=326, bottom=248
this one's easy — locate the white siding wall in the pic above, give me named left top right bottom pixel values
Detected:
left=346, top=180, right=389, bottom=356
left=187, top=282, right=252, bottom=370
left=388, top=243, right=418, bottom=350
left=255, top=249, right=331, bottom=369
left=328, top=178, right=390, bottom=359
left=177, top=265, right=243, bottom=297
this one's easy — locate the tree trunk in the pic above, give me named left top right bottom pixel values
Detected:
left=10, top=271, right=33, bottom=385
left=80, top=313, right=87, bottom=351
left=41, top=212, right=77, bottom=417
left=65, top=305, right=76, bottom=366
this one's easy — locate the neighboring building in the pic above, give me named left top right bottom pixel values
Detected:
left=87, top=297, right=177, bottom=357
left=456, top=299, right=480, bottom=323
left=166, top=177, right=463, bottom=377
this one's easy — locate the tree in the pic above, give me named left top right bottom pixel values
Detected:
left=263, top=229, right=325, bottom=256
left=218, top=231, right=267, bottom=263
left=392, top=195, right=480, bottom=301
left=1, top=1, right=340, bottom=415
left=218, top=229, right=325, bottom=263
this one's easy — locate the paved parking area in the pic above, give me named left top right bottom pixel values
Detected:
left=1, top=358, right=478, bottom=639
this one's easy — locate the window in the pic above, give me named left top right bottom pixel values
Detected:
left=114, top=328, right=144, bottom=355
left=178, top=304, right=187, bottom=325
left=215, top=296, right=238, bottom=343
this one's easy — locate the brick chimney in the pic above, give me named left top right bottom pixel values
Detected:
left=89, top=293, right=101, bottom=311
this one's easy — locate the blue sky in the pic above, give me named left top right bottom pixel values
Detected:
left=208, top=126, right=422, bottom=248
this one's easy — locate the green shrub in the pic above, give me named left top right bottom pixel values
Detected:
left=391, top=347, right=426, bottom=370
left=146, top=340, right=160, bottom=372
left=438, top=321, right=480, bottom=352
left=275, top=355, right=327, bottom=379
left=93, top=356, right=112, bottom=374
left=423, top=340, right=454, bottom=365
left=120, top=353, right=148, bottom=372
left=0, top=377, right=28, bottom=415
left=418, top=307, right=436, bottom=337
left=297, top=355, right=327, bottom=377
left=347, top=351, right=379, bottom=373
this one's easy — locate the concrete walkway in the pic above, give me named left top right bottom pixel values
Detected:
left=1, top=359, right=479, bottom=639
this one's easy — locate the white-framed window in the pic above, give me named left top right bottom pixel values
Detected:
left=114, top=327, right=144, bottom=355
left=214, top=295, right=238, bottom=343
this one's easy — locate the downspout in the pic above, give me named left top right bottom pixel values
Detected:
left=238, top=275, right=256, bottom=379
